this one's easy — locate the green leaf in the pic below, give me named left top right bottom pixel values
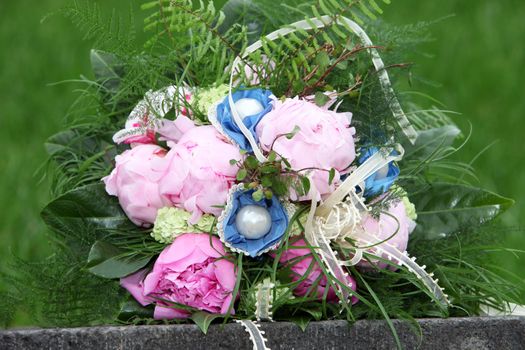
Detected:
left=411, top=183, right=514, bottom=239
left=290, top=315, right=311, bottom=332
left=244, top=155, right=259, bottom=169
left=267, top=151, right=277, bottom=162
left=190, top=311, right=222, bottom=334
left=87, top=241, right=151, bottom=279
left=41, top=183, right=137, bottom=239
left=314, top=92, right=330, bottom=107
left=252, top=189, right=264, bottom=202
left=328, top=168, right=336, bottom=185
left=45, top=129, right=78, bottom=156
left=271, top=178, right=288, bottom=196
left=237, top=168, right=248, bottom=181
left=315, top=51, right=330, bottom=68
left=260, top=164, right=278, bottom=174
left=300, top=176, right=311, bottom=195
left=118, top=297, right=154, bottom=322
left=404, top=125, right=461, bottom=159
left=90, top=49, right=123, bottom=93
left=261, top=175, right=273, bottom=188
left=229, top=159, right=238, bottom=165
left=286, top=125, right=301, bottom=139
left=303, top=306, right=323, bottom=321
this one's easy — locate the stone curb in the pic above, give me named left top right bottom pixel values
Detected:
left=1, top=317, right=524, bottom=349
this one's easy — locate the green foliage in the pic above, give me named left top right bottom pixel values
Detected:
left=410, top=183, right=514, bottom=240
left=190, top=311, right=223, bottom=334
left=87, top=241, right=152, bottom=279
left=45, top=127, right=117, bottom=197
left=41, top=184, right=136, bottom=242
left=57, top=0, right=136, bottom=54
left=141, top=0, right=249, bottom=87
left=2, top=252, right=124, bottom=327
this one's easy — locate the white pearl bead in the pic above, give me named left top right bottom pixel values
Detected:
left=375, top=164, right=390, bottom=179
left=235, top=205, right=272, bottom=240
left=234, top=98, right=264, bottom=120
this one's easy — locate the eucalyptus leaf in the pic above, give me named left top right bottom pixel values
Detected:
left=411, top=183, right=514, bottom=239
left=87, top=241, right=151, bottom=279
left=41, top=183, right=136, bottom=239
left=190, top=311, right=223, bottom=334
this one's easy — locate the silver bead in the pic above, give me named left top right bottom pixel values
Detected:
left=234, top=98, right=264, bottom=120
left=235, top=205, right=272, bottom=240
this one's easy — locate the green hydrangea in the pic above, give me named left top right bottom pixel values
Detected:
left=151, top=207, right=216, bottom=244
left=401, top=196, right=418, bottom=221
left=194, top=85, right=229, bottom=115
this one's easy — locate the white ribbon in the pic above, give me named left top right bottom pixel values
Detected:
left=316, top=145, right=404, bottom=218
left=236, top=320, right=271, bottom=350
left=113, top=85, right=190, bottom=144
left=304, top=184, right=355, bottom=303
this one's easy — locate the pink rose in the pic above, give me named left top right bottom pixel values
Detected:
left=159, top=125, right=244, bottom=223
left=276, top=238, right=357, bottom=303
left=359, top=200, right=416, bottom=270
left=121, top=233, right=237, bottom=319
left=103, top=144, right=168, bottom=227
left=256, top=98, right=356, bottom=200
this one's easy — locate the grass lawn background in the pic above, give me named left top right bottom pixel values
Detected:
left=1, top=0, right=523, bottom=325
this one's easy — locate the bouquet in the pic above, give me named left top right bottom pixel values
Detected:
left=3, top=0, right=523, bottom=348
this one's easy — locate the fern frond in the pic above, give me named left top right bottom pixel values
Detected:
left=60, top=0, right=136, bottom=53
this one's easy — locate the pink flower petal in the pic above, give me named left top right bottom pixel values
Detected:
left=213, top=259, right=236, bottom=291
left=154, top=305, right=190, bottom=319
left=120, top=269, right=151, bottom=306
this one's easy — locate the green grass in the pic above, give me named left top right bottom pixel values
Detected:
left=0, top=0, right=523, bottom=325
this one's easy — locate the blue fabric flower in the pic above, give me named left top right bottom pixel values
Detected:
left=215, top=89, right=273, bottom=152
left=359, top=147, right=400, bottom=198
left=222, top=189, right=288, bottom=257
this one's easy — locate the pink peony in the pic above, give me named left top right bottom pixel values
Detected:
left=159, top=125, right=244, bottom=223
left=256, top=98, right=356, bottom=201
left=103, top=144, right=168, bottom=227
left=121, top=233, right=237, bottom=319
left=358, top=200, right=416, bottom=270
left=276, top=238, right=357, bottom=303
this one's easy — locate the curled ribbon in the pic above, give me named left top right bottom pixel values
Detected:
left=306, top=146, right=451, bottom=308
left=304, top=147, right=403, bottom=303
